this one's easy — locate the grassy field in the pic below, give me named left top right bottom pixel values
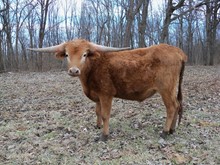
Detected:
left=0, top=66, right=220, bottom=164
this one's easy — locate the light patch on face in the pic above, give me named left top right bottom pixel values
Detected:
left=80, top=52, right=87, bottom=64
left=66, top=53, right=71, bottom=63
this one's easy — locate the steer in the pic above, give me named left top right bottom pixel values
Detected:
left=27, top=39, right=187, bottom=141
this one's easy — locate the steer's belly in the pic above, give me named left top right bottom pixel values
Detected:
left=115, top=88, right=157, bottom=102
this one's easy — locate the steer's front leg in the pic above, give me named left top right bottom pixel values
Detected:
left=98, top=95, right=113, bottom=142
left=95, top=102, right=102, bottom=129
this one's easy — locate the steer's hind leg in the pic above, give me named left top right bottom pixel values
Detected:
left=170, top=101, right=180, bottom=134
left=95, top=102, right=102, bottom=129
left=160, top=92, right=178, bottom=138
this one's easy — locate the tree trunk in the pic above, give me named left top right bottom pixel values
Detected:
left=187, top=0, right=194, bottom=64
left=0, top=31, right=5, bottom=72
left=124, top=0, right=134, bottom=47
left=38, top=0, right=51, bottom=71
left=205, top=0, right=220, bottom=65
left=124, top=0, right=143, bottom=47
left=177, top=15, right=183, bottom=49
left=138, top=0, right=150, bottom=47
left=1, top=0, right=14, bottom=71
left=160, top=0, right=185, bottom=43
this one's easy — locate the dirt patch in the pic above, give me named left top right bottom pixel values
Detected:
left=0, top=66, right=220, bottom=164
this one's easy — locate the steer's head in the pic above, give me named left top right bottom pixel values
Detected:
left=27, top=39, right=130, bottom=77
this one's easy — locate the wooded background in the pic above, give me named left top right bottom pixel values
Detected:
left=0, top=0, right=219, bottom=72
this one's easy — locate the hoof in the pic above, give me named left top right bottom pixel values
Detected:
left=94, top=125, right=102, bottom=129
left=100, top=134, right=109, bottom=142
left=94, top=134, right=109, bottom=142
left=160, top=131, right=169, bottom=139
left=169, top=129, right=175, bottom=134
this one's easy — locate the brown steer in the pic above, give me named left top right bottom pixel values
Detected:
left=27, top=39, right=187, bottom=141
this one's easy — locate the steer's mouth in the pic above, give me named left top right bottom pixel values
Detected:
left=68, top=72, right=80, bottom=77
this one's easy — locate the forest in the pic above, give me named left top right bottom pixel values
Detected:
left=0, top=0, right=220, bottom=72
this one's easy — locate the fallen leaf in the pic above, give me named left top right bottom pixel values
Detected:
left=173, top=153, right=187, bottom=164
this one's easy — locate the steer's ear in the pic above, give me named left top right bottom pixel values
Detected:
left=87, top=49, right=101, bottom=59
left=55, top=51, right=66, bottom=60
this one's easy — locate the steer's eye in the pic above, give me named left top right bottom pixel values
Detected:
left=83, top=53, right=87, bottom=57
left=64, top=53, right=68, bottom=57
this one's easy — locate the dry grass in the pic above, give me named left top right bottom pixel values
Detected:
left=0, top=66, right=220, bottom=164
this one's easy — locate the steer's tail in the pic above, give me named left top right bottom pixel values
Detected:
left=177, top=61, right=185, bottom=125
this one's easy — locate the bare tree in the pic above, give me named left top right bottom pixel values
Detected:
left=0, top=5, right=6, bottom=72
left=89, top=0, right=105, bottom=44
left=26, top=2, right=39, bottom=71
left=160, top=0, right=185, bottom=43
left=137, top=0, right=150, bottom=47
left=62, top=0, right=78, bottom=41
left=0, top=27, right=4, bottom=72
left=101, top=0, right=112, bottom=46
left=1, top=0, right=14, bottom=70
left=123, top=0, right=143, bottom=47
left=13, top=0, right=37, bottom=70
left=204, top=0, right=220, bottom=65
left=186, top=0, right=194, bottom=64
left=79, top=0, right=93, bottom=41
left=0, top=7, right=7, bottom=13
left=37, top=0, right=53, bottom=71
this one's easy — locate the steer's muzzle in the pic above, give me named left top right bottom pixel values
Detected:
left=68, top=67, right=81, bottom=77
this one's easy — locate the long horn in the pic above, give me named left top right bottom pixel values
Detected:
left=91, top=43, right=131, bottom=52
left=27, top=43, right=65, bottom=53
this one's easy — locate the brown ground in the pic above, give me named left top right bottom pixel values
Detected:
left=0, top=66, right=220, bottom=164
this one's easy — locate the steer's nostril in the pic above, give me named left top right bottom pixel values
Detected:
left=68, top=67, right=80, bottom=76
